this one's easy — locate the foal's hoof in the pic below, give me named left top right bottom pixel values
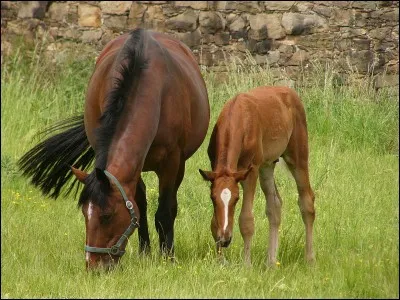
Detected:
left=306, top=257, right=316, bottom=266
left=217, top=255, right=229, bottom=266
left=265, top=260, right=280, bottom=269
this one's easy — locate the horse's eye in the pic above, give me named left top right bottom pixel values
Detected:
left=99, top=214, right=112, bottom=225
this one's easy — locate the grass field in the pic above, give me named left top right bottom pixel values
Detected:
left=1, top=38, right=399, bottom=298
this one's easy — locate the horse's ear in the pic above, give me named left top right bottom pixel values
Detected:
left=233, top=165, right=253, bottom=182
left=70, top=166, right=88, bottom=183
left=199, top=169, right=216, bottom=182
left=95, top=168, right=109, bottom=185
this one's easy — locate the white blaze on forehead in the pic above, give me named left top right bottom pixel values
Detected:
left=87, top=202, right=94, bottom=221
left=85, top=251, right=90, bottom=262
left=220, top=188, right=232, bottom=231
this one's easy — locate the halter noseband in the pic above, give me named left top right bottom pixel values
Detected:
left=84, top=170, right=139, bottom=257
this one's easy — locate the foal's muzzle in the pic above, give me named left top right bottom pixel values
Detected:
left=217, top=236, right=232, bottom=248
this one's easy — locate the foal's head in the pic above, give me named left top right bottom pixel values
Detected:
left=199, top=167, right=252, bottom=247
left=71, top=167, right=139, bottom=271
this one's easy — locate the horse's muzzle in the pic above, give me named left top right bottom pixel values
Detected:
left=217, top=236, right=232, bottom=248
left=86, top=254, right=119, bottom=272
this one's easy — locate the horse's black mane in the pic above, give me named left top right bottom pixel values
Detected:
left=78, top=28, right=149, bottom=208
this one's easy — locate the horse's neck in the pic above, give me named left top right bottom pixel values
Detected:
left=106, top=83, right=162, bottom=184
left=213, top=122, right=244, bottom=173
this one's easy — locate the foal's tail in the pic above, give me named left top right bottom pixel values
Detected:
left=18, top=115, right=94, bottom=199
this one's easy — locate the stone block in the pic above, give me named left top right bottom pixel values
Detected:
left=265, top=14, right=285, bottom=39
left=128, top=2, right=147, bottom=26
left=264, top=1, right=295, bottom=10
left=235, top=1, right=263, bottom=13
left=100, top=1, right=132, bottom=15
left=369, top=27, right=391, bottom=40
left=199, top=11, right=225, bottom=34
left=351, top=1, right=377, bottom=10
left=141, top=5, right=165, bottom=31
left=266, top=50, right=280, bottom=64
left=58, top=27, right=81, bottom=40
left=166, top=10, right=198, bottom=32
left=81, top=29, right=103, bottom=44
left=254, top=39, right=272, bottom=54
left=104, top=15, right=127, bottom=30
left=249, top=13, right=268, bottom=40
left=374, top=74, right=399, bottom=88
left=175, top=1, right=208, bottom=10
left=348, top=50, right=374, bottom=73
left=229, top=16, right=246, bottom=32
left=282, top=12, right=327, bottom=35
left=352, top=38, right=371, bottom=50
left=215, top=32, right=230, bottom=45
left=313, top=5, right=332, bottom=17
left=48, top=2, right=69, bottom=22
left=175, top=29, right=202, bottom=47
left=331, top=8, right=354, bottom=26
left=287, top=49, right=309, bottom=66
left=382, top=10, right=399, bottom=23
left=78, top=4, right=101, bottom=27
left=215, top=1, right=261, bottom=13
left=17, top=1, right=47, bottom=19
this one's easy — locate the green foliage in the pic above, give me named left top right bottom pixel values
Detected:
left=1, top=40, right=398, bottom=298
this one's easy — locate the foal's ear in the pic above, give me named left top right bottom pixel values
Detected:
left=70, top=166, right=88, bottom=183
left=233, top=165, right=253, bottom=182
left=95, top=168, right=109, bottom=184
left=198, top=169, right=216, bottom=182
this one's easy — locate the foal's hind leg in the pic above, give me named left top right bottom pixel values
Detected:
left=259, top=164, right=282, bottom=267
left=283, top=122, right=316, bottom=263
left=136, top=176, right=151, bottom=255
left=155, top=150, right=185, bottom=260
left=239, top=166, right=258, bottom=266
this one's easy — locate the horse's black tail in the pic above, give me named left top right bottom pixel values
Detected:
left=18, top=115, right=94, bottom=199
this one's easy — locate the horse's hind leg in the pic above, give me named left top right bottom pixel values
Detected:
left=259, top=164, right=282, bottom=267
left=155, top=150, right=185, bottom=260
left=283, top=120, right=316, bottom=263
left=239, top=166, right=258, bottom=266
left=136, top=176, right=150, bottom=255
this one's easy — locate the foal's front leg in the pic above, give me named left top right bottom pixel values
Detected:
left=239, top=167, right=258, bottom=266
left=259, top=165, right=282, bottom=267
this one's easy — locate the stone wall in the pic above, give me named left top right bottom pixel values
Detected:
left=1, top=1, right=399, bottom=87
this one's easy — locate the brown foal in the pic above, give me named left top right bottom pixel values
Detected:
left=199, top=86, right=315, bottom=266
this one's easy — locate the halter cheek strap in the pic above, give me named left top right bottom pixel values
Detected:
left=84, top=170, right=139, bottom=257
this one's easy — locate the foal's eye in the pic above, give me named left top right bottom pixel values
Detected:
left=99, top=214, right=113, bottom=224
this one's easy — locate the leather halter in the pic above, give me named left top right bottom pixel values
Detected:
left=84, top=170, right=139, bottom=256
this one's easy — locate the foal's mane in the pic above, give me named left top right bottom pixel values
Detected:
left=78, top=28, right=148, bottom=208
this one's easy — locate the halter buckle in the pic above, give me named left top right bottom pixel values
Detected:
left=110, top=245, right=120, bottom=256
left=126, top=200, right=133, bottom=210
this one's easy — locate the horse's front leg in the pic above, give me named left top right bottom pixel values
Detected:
left=259, top=164, right=282, bottom=267
left=136, top=176, right=151, bottom=255
left=155, top=150, right=185, bottom=261
left=239, top=166, right=258, bottom=266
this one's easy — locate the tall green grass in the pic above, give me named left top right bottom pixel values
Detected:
left=1, top=38, right=398, bottom=298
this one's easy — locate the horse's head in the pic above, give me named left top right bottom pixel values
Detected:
left=71, top=167, right=139, bottom=271
left=199, top=166, right=252, bottom=248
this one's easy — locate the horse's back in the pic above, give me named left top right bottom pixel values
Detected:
left=85, top=29, right=209, bottom=160
left=216, top=86, right=305, bottom=166
left=149, top=32, right=210, bottom=159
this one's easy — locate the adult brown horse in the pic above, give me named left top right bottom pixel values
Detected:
left=18, top=28, right=210, bottom=270
left=199, top=86, right=315, bottom=266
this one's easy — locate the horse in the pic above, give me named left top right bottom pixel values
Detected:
left=198, top=86, right=315, bottom=266
left=18, top=28, right=210, bottom=270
